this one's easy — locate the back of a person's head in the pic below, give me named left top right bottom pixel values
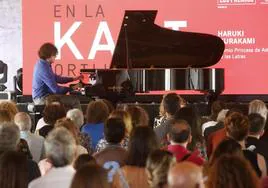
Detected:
left=163, top=93, right=180, bottom=116
left=248, top=113, right=265, bottom=136
left=225, top=112, right=249, bottom=141
left=211, top=101, right=226, bottom=121
left=0, top=151, right=28, bottom=188
left=146, top=150, right=175, bottom=188
left=100, top=99, right=114, bottom=114
left=55, top=117, right=79, bottom=144
left=104, top=117, right=125, bottom=144
left=70, top=164, right=109, bottom=188
left=127, top=126, right=159, bottom=167
left=0, top=109, right=12, bottom=123
left=45, top=95, right=61, bottom=106
left=45, top=127, right=76, bottom=167
left=14, top=112, right=32, bottom=131
left=207, top=155, right=260, bottom=188
left=66, top=109, right=84, bottom=129
left=86, top=100, right=109, bottom=124
left=249, top=99, right=267, bottom=120
left=124, top=105, right=149, bottom=127
left=168, top=162, right=204, bottom=188
left=168, top=119, right=191, bottom=144
left=109, top=110, right=133, bottom=134
left=73, top=154, right=97, bottom=170
left=0, top=101, right=18, bottom=120
left=43, top=103, right=66, bottom=125
left=0, top=122, right=20, bottom=153
left=209, top=138, right=243, bottom=166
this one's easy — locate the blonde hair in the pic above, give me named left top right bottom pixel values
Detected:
left=249, top=99, right=267, bottom=120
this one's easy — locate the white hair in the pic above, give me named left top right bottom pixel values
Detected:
left=14, top=112, right=32, bottom=131
left=66, top=109, right=84, bottom=129
left=45, top=127, right=76, bottom=167
left=217, top=109, right=229, bottom=122
left=0, top=122, right=20, bottom=152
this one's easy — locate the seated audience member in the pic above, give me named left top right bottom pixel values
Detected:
left=94, top=118, right=127, bottom=182
left=0, top=109, right=12, bottom=123
left=246, top=113, right=268, bottom=164
left=146, top=150, right=176, bottom=188
left=204, top=138, right=244, bottom=175
left=207, top=155, right=260, bottom=188
left=35, top=95, right=62, bottom=132
left=225, top=112, right=266, bottom=177
left=202, top=100, right=225, bottom=136
left=248, top=99, right=268, bottom=120
left=17, top=138, right=33, bottom=159
left=38, top=103, right=66, bottom=137
left=67, top=109, right=93, bottom=154
left=203, top=109, right=228, bottom=141
left=154, top=93, right=181, bottom=142
left=0, top=151, right=28, bottom=188
left=29, top=127, right=76, bottom=188
left=207, top=109, right=241, bottom=157
left=81, top=100, right=110, bottom=149
left=71, top=164, right=109, bottom=188
left=168, top=162, right=204, bottom=188
left=14, top=112, right=45, bottom=162
left=55, top=118, right=88, bottom=156
left=124, top=105, right=150, bottom=127
left=73, top=154, right=97, bottom=170
left=96, top=110, right=132, bottom=152
left=167, top=119, right=204, bottom=166
left=0, top=100, right=18, bottom=120
left=0, top=122, right=41, bottom=184
left=174, top=106, right=205, bottom=158
left=101, top=98, right=115, bottom=114
left=113, top=126, right=159, bottom=188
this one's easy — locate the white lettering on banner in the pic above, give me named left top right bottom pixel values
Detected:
left=88, top=21, right=115, bottom=59
left=164, top=21, right=187, bottom=31
left=54, top=21, right=84, bottom=60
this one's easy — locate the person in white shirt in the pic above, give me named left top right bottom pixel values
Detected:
left=14, top=112, right=45, bottom=162
left=29, top=127, right=76, bottom=188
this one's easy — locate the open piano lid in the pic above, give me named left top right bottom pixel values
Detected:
left=111, top=10, right=225, bottom=69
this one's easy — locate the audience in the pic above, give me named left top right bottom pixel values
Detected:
left=0, top=100, right=18, bottom=120
left=154, top=93, right=181, bottom=142
left=113, top=126, right=159, bottom=188
left=207, top=155, right=260, bottom=188
left=67, top=108, right=93, bottom=154
left=14, top=112, right=45, bottom=162
left=146, top=150, right=175, bottom=188
left=124, top=105, right=150, bottom=127
left=167, top=119, right=204, bottom=165
left=0, top=151, right=28, bottom=188
left=0, top=109, right=13, bottom=122
left=168, top=162, right=204, bottom=188
left=81, top=100, right=110, bottom=149
left=17, top=138, right=33, bottom=159
left=71, top=164, right=109, bottom=188
left=38, top=103, right=66, bottom=137
left=29, top=127, right=76, bottom=188
left=94, top=117, right=127, bottom=182
left=225, top=112, right=267, bottom=177
left=0, top=122, right=41, bottom=184
left=96, top=110, right=132, bottom=152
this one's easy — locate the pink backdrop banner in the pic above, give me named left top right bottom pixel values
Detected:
left=22, top=0, right=268, bottom=95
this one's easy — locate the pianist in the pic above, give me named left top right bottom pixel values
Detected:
left=32, top=43, right=82, bottom=108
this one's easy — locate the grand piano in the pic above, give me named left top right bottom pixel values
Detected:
left=80, top=10, right=225, bottom=100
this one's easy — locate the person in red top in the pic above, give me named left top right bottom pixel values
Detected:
left=167, top=119, right=204, bottom=166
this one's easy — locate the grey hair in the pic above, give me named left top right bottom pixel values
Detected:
left=249, top=99, right=268, bottom=120
left=217, top=109, right=229, bottom=122
left=66, top=109, right=84, bottom=129
left=0, top=122, right=20, bottom=152
left=14, top=112, right=32, bottom=131
left=45, top=127, right=76, bottom=167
